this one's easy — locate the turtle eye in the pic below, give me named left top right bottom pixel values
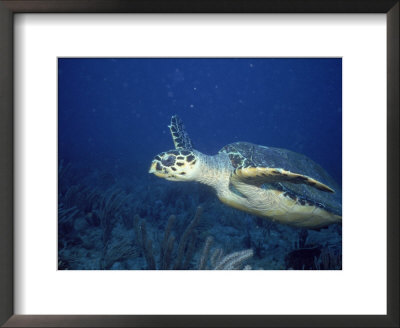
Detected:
left=161, top=155, right=175, bottom=167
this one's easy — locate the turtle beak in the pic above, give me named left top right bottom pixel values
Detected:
left=149, top=161, right=157, bottom=174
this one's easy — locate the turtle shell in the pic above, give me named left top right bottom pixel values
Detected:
left=219, top=142, right=342, bottom=216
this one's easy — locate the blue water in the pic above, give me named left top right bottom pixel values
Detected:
left=58, top=58, right=342, bottom=270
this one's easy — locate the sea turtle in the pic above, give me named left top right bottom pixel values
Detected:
left=149, top=115, right=342, bottom=228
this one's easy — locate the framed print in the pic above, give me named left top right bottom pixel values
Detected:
left=0, top=1, right=398, bottom=327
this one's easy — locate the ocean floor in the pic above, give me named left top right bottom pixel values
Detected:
left=58, top=161, right=342, bottom=271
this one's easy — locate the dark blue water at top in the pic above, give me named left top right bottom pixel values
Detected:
left=58, top=58, right=342, bottom=185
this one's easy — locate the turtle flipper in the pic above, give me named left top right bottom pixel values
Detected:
left=231, top=166, right=335, bottom=193
left=168, top=115, right=193, bottom=150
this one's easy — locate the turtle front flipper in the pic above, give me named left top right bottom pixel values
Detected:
left=231, top=166, right=335, bottom=193
left=168, top=115, right=193, bottom=150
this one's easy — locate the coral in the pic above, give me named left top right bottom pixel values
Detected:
left=139, top=220, right=156, bottom=270
left=213, top=249, right=254, bottom=270
left=173, top=206, right=203, bottom=269
left=133, top=206, right=204, bottom=270
left=160, top=215, right=176, bottom=270
left=285, top=226, right=342, bottom=270
left=285, top=246, right=321, bottom=270
left=198, top=236, right=214, bottom=270
left=100, top=239, right=139, bottom=270
left=132, top=205, right=253, bottom=270
left=313, top=247, right=342, bottom=270
left=58, top=204, right=80, bottom=235
left=96, top=187, right=131, bottom=245
left=198, top=236, right=253, bottom=270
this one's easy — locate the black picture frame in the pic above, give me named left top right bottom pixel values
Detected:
left=0, top=1, right=398, bottom=327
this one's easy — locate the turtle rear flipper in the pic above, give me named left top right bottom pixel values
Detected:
left=168, top=115, right=193, bottom=150
left=231, top=166, right=335, bottom=193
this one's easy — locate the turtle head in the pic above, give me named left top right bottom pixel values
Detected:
left=149, top=149, right=199, bottom=181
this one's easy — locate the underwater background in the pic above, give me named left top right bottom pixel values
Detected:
left=58, top=58, right=342, bottom=270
